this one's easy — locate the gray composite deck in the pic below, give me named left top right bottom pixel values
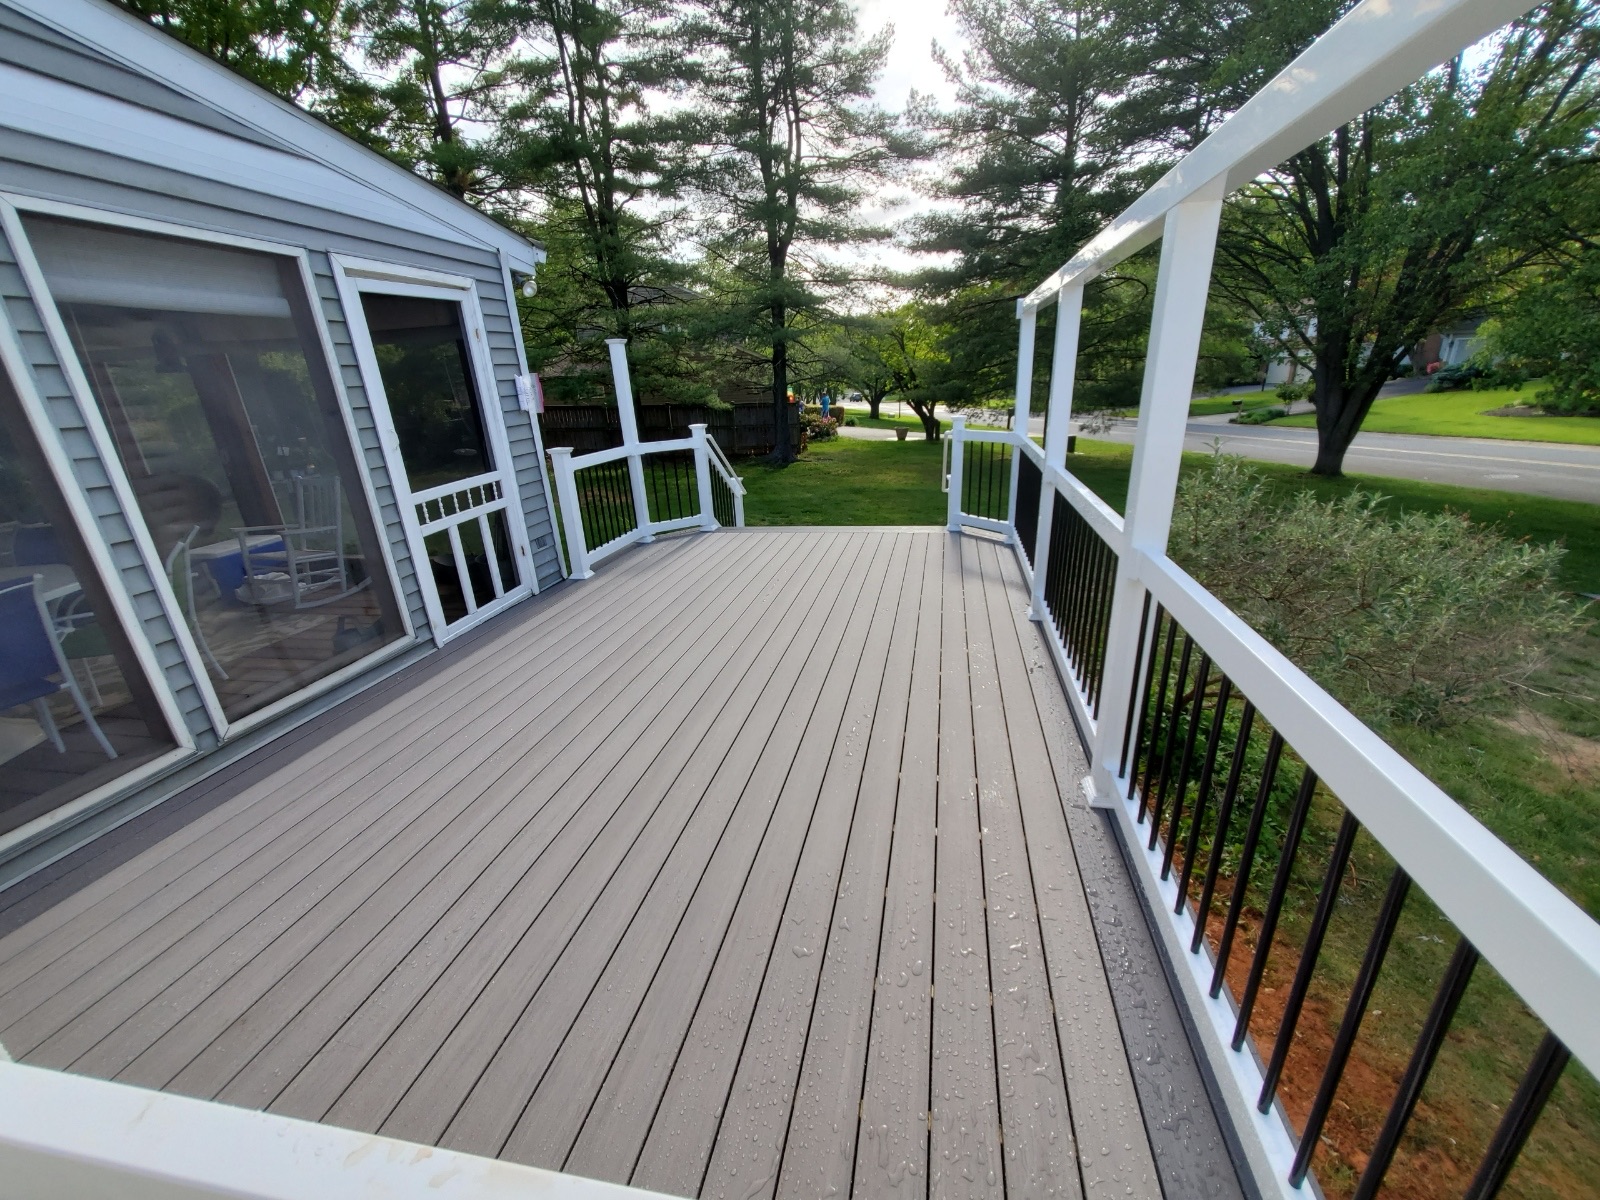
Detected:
left=0, top=527, right=1243, bottom=1200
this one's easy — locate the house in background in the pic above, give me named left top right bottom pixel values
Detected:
left=0, top=0, right=561, bottom=861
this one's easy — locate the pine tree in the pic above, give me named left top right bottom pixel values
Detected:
left=672, top=0, right=904, bottom=462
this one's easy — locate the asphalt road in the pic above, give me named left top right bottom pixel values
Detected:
left=1092, top=414, right=1600, bottom=504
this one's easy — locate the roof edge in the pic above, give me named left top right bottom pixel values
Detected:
left=12, top=0, right=544, bottom=270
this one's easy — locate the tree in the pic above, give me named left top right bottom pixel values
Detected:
left=812, top=317, right=895, bottom=418
left=673, top=0, right=902, bottom=462
left=911, top=0, right=1228, bottom=411
left=121, top=0, right=355, bottom=101
left=1481, top=165, right=1600, bottom=414
left=345, top=0, right=529, bottom=198
left=878, top=303, right=948, bottom=439
left=1210, top=1, right=1600, bottom=475
left=491, top=1, right=712, bottom=400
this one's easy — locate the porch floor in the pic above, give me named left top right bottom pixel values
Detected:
left=0, top=527, right=1241, bottom=1200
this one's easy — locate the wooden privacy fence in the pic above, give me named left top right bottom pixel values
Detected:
left=540, top=402, right=796, bottom=457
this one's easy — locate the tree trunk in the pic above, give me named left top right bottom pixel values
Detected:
left=867, top=394, right=882, bottom=420
left=1309, top=371, right=1386, bottom=476
left=771, top=312, right=794, bottom=464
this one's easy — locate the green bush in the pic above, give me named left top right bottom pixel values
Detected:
left=1424, top=362, right=1490, bottom=392
left=1168, top=455, right=1589, bottom=727
left=799, top=409, right=838, bottom=441
left=1234, top=405, right=1288, bottom=425
left=1275, top=380, right=1312, bottom=405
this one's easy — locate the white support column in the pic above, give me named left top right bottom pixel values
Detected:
left=1006, top=301, right=1037, bottom=531
left=690, top=423, right=718, bottom=531
left=945, top=416, right=967, bottom=531
left=606, top=337, right=654, bottom=542
left=1029, top=285, right=1083, bottom=621
left=547, top=446, right=592, bottom=581
left=1088, top=187, right=1224, bottom=805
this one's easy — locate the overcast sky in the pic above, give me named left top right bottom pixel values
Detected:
left=833, top=0, right=969, bottom=287
left=856, top=0, right=966, bottom=112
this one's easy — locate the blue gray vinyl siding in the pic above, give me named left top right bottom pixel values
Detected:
left=0, top=48, right=560, bottom=589
left=0, top=223, right=215, bottom=746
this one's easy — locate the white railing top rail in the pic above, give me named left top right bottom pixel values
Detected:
left=1023, top=0, right=1534, bottom=311
left=560, top=436, right=696, bottom=470
left=706, top=433, right=746, bottom=495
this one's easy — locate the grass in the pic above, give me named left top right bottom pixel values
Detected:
left=1267, top=385, right=1600, bottom=445
left=736, top=432, right=1600, bottom=1197
left=1190, top=392, right=1284, bottom=417
left=740, top=434, right=949, bottom=525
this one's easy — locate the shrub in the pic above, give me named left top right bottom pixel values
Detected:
left=1168, top=455, right=1588, bottom=728
left=1424, top=361, right=1489, bottom=392
left=799, top=409, right=838, bottom=441
left=1275, top=380, right=1312, bottom=405
left=1233, top=405, right=1287, bottom=425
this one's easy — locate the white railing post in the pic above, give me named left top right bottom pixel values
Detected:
left=690, top=423, right=718, bottom=531
left=945, top=416, right=967, bottom=531
left=547, top=446, right=592, bottom=581
left=1006, top=301, right=1036, bottom=532
left=1028, top=286, right=1083, bottom=621
left=606, top=337, right=654, bottom=542
left=1089, top=188, right=1223, bottom=805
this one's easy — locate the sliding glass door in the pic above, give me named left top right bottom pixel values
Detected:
left=21, top=216, right=406, bottom=724
left=0, top=364, right=175, bottom=836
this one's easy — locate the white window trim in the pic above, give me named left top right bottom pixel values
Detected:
left=0, top=194, right=419, bottom=743
left=330, top=253, right=538, bottom=643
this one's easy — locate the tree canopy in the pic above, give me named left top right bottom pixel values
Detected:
left=123, top=0, right=1600, bottom=470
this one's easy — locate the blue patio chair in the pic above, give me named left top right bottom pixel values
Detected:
left=0, top=575, right=116, bottom=760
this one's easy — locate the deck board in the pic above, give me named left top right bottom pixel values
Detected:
left=0, top=527, right=1226, bottom=1200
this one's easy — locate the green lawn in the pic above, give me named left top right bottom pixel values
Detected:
left=740, top=434, right=949, bottom=525
left=1268, top=384, right=1600, bottom=445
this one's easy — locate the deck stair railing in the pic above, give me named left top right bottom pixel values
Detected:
left=942, top=2, right=1600, bottom=1198
left=547, top=338, right=745, bottom=580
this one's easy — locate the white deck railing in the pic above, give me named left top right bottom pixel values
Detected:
left=945, top=0, right=1600, bottom=1196
left=548, top=339, right=746, bottom=580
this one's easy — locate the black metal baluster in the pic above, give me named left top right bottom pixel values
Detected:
left=1048, top=493, right=1070, bottom=639
left=1139, top=614, right=1177, bottom=812
left=1463, top=1032, right=1571, bottom=1200
left=1065, top=516, right=1092, bottom=673
left=1147, top=635, right=1195, bottom=840
left=1077, top=523, right=1102, bottom=681
left=1176, top=676, right=1233, bottom=913
left=1259, top=809, right=1362, bottom=1109
left=1087, top=540, right=1118, bottom=712
left=1291, top=866, right=1413, bottom=1184
left=1211, top=729, right=1284, bottom=997
left=1119, top=593, right=1154, bottom=777
left=1352, top=938, right=1480, bottom=1200
left=1160, top=654, right=1213, bottom=868
left=1192, top=697, right=1255, bottom=951
left=1232, top=764, right=1321, bottom=1051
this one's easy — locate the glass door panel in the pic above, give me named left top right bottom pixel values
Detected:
left=24, top=216, right=406, bottom=723
left=0, top=367, right=175, bottom=836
